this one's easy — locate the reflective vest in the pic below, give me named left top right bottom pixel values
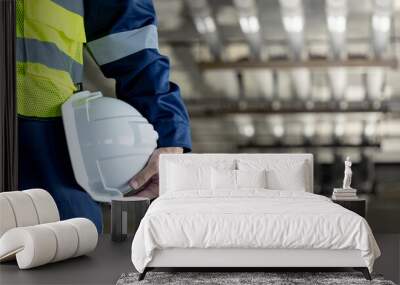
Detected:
left=16, top=0, right=86, bottom=117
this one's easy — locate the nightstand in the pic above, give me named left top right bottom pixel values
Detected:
left=111, top=197, right=150, bottom=242
left=331, top=198, right=366, bottom=218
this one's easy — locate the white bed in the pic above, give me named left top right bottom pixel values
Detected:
left=131, top=154, right=380, bottom=280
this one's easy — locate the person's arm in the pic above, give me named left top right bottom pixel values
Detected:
left=84, top=0, right=192, bottom=191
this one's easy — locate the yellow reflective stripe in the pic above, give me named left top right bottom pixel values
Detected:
left=23, top=19, right=84, bottom=64
left=24, top=62, right=76, bottom=91
left=17, top=62, right=76, bottom=117
left=25, top=0, right=86, bottom=42
left=23, top=0, right=85, bottom=64
left=16, top=0, right=84, bottom=117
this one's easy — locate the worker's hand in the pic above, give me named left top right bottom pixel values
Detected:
left=128, top=147, right=183, bottom=198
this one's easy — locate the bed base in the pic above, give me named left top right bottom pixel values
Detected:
left=138, top=267, right=371, bottom=281
left=138, top=248, right=372, bottom=281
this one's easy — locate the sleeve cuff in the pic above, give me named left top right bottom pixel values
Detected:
left=154, top=120, right=192, bottom=152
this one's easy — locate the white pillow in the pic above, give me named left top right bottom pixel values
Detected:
left=211, top=169, right=267, bottom=191
left=211, top=168, right=237, bottom=191
left=236, top=169, right=267, bottom=189
left=268, top=161, right=307, bottom=191
left=238, top=159, right=307, bottom=191
left=167, top=163, right=212, bottom=191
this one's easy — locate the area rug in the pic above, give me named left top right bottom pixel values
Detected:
left=116, top=271, right=396, bottom=285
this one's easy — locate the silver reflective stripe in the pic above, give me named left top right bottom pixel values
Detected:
left=52, top=0, right=84, bottom=16
left=87, top=24, right=159, bottom=66
left=16, top=38, right=83, bottom=83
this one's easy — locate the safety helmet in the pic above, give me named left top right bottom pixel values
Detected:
left=62, top=91, right=158, bottom=202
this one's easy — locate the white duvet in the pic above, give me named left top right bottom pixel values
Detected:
left=131, top=190, right=380, bottom=273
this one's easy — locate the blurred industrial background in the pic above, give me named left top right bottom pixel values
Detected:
left=85, top=2, right=400, bottom=279
left=84, top=0, right=400, bottom=280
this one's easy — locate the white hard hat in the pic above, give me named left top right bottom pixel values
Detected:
left=62, top=91, right=158, bottom=202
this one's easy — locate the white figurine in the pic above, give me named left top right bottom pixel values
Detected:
left=342, top=156, right=353, bottom=190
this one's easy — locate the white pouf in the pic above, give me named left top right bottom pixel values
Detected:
left=0, top=189, right=98, bottom=269
left=0, top=218, right=98, bottom=269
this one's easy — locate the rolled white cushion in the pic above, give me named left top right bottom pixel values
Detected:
left=0, top=189, right=60, bottom=239
left=65, top=218, right=98, bottom=257
left=42, top=222, right=79, bottom=262
left=23, top=189, right=59, bottom=224
left=0, top=196, right=17, bottom=237
left=1, top=191, right=39, bottom=227
left=0, top=226, right=57, bottom=269
left=0, top=218, right=98, bottom=269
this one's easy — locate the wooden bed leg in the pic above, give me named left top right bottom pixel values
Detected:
left=361, top=268, right=372, bottom=281
left=354, top=267, right=372, bottom=280
left=138, top=268, right=147, bottom=281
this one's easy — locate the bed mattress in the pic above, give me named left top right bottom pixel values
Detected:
left=131, top=190, right=380, bottom=273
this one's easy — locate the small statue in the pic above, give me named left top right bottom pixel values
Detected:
left=342, top=156, right=353, bottom=190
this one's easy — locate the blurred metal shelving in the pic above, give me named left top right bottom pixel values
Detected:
left=186, top=98, right=389, bottom=117
left=198, top=57, right=398, bottom=70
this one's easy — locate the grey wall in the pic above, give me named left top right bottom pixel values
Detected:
left=374, top=234, right=400, bottom=284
